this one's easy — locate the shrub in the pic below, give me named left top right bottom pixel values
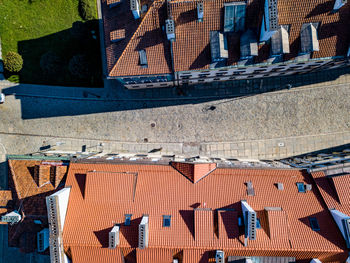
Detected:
left=40, top=51, right=63, bottom=76
left=4, top=52, right=23, bottom=73
left=79, top=0, right=96, bottom=21
left=68, top=54, right=90, bottom=79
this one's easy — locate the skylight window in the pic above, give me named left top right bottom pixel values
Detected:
left=125, top=214, right=132, bottom=226
left=257, top=218, right=261, bottom=229
left=163, top=215, right=171, bottom=227
left=296, top=182, right=305, bottom=193
left=309, top=217, right=320, bottom=231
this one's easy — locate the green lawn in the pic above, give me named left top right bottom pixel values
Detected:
left=0, top=0, right=102, bottom=86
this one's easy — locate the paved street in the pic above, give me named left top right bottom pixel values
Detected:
left=0, top=68, right=350, bottom=160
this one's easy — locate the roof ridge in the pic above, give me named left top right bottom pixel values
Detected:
left=110, top=0, right=164, bottom=75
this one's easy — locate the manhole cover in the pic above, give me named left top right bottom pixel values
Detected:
left=151, top=123, right=156, bottom=128
left=144, top=138, right=148, bottom=143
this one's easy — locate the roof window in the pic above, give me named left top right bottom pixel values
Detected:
left=163, top=215, right=171, bottom=227
left=296, top=182, right=305, bottom=193
left=257, top=218, right=261, bottom=229
left=125, top=214, right=132, bottom=226
left=309, top=217, right=320, bottom=231
left=224, top=2, right=246, bottom=33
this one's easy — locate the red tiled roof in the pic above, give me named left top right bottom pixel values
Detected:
left=331, top=174, right=350, bottom=205
left=103, top=0, right=350, bottom=77
left=170, top=162, right=216, bottom=183
left=70, top=246, right=124, bottom=263
left=311, top=171, right=350, bottom=216
left=63, top=162, right=347, bottom=262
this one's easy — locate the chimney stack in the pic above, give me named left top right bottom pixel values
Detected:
left=138, top=215, right=149, bottom=249
left=197, top=2, right=204, bottom=22
left=130, top=0, right=140, bottom=19
left=109, top=225, right=120, bottom=249
left=333, top=0, right=347, bottom=11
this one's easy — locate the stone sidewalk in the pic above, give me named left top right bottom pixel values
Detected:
left=1, top=130, right=349, bottom=160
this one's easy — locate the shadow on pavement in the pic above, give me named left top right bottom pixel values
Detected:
left=2, top=55, right=350, bottom=119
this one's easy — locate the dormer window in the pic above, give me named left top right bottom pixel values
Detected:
left=296, top=182, right=305, bottom=193
left=163, top=215, right=171, bottom=227
left=125, top=214, right=132, bottom=226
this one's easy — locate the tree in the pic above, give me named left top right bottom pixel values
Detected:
left=79, top=0, right=96, bottom=21
left=68, top=55, right=90, bottom=79
left=4, top=52, right=23, bottom=73
left=40, top=51, right=62, bottom=76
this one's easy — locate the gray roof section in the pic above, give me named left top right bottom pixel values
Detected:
left=240, top=29, right=258, bottom=58
left=210, top=31, right=228, bottom=62
left=300, top=23, right=319, bottom=53
left=271, top=26, right=290, bottom=55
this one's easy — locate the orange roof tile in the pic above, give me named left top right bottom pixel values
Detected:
left=70, top=246, right=124, bottom=263
left=170, top=162, right=216, bottom=183
left=311, top=171, right=350, bottom=216
left=0, top=190, right=12, bottom=207
left=63, top=162, right=348, bottom=263
left=331, top=174, right=350, bottom=205
left=103, top=0, right=350, bottom=77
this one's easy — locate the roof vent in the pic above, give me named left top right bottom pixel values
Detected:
left=138, top=215, right=149, bottom=249
left=197, top=2, right=204, bottom=22
left=130, top=0, right=140, bottom=19
left=210, top=31, right=228, bottom=63
left=224, top=2, right=246, bottom=33
left=139, top=50, right=148, bottom=68
left=246, top=181, right=255, bottom=196
left=305, top=184, right=312, bottom=191
left=241, top=200, right=257, bottom=244
left=300, top=23, right=319, bottom=54
left=216, top=250, right=225, bottom=263
left=166, top=19, right=176, bottom=41
left=277, top=182, right=284, bottom=190
left=333, top=0, right=347, bottom=11
left=109, top=225, right=120, bottom=249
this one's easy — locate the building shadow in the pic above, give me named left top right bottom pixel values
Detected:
left=17, top=20, right=102, bottom=87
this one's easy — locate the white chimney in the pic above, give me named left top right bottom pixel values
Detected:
left=329, top=209, right=350, bottom=248
left=216, top=250, right=225, bottom=263
left=197, top=2, right=204, bottom=22
left=310, top=259, right=322, bottom=263
left=166, top=19, right=176, bottom=41
left=109, top=225, right=120, bottom=249
left=138, top=215, right=149, bottom=249
left=241, top=200, right=257, bottom=243
left=260, top=0, right=278, bottom=42
left=130, top=0, right=140, bottom=19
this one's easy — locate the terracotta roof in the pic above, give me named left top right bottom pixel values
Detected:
left=103, top=0, right=350, bottom=77
left=8, top=160, right=67, bottom=200
left=63, top=162, right=347, bottom=262
left=0, top=190, right=12, bottom=207
left=170, top=162, right=216, bottom=183
left=311, top=171, right=350, bottom=216
left=331, top=174, right=350, bottom=205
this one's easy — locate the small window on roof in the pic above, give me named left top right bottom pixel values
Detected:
left=296, top=182, right=305, bottom=193
left=309, top=217, right=320, bottom=231
left=256, top=218, right=261, bottom=229
left=163, top=215, right=171, bottom=227
left=125, top=214, right=132, bottom=226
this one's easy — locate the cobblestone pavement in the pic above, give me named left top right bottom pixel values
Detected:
left=1, top=72, right=350, bottom=159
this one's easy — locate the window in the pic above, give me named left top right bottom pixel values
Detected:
left=256, top=218, right=261, bottom=229
left=296, top=182, right=305, bottom=193
left=309, top=217, right=320, bottom=231
left=224, top=2, right=246, bottom=32
left=125, top=214, right=132, bottom=226
left=163, top=215, right=171, bottom=227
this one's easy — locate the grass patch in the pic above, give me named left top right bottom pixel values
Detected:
left=0, top=0, right=102, bottom=87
